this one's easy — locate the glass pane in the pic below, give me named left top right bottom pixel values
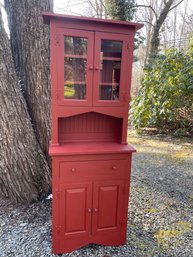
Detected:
left=64, top=83, right=86, bottom=99
left=64, top=36, right=88, bottom=100
left=100, top=85, right=119, bottom=100
left=100, top=60, right=121, bottom=83
left=64, top=36, right=88, bottom=56
left=65, top=57, right=87, bottom=82
left=101, top=40, right=122, bottom=58
left=99, top=40, right=122, bottom=101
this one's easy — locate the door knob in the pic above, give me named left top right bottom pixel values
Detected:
left=93, top=208, right=98, bottom=212
left=112, top=166, right=117, bottom=170
left=95, top=66, right=99, bottom=70
left=89, top=66, right=93, bottom=70
left=71, top=168, right=76, bottom=172
left=87, top=208, right=92, bottom=213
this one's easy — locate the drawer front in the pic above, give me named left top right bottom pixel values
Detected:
left=59, top=159, right=129, bottom=182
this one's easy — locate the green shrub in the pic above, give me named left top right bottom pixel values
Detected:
left=130, top=48, right=193, bottom=135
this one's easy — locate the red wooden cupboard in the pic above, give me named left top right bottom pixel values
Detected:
left=43, top=12, right=143, bottom=254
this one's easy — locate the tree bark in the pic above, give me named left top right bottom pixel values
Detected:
left=150, top=0, right=175, bottom=55
left=0, top=9, right=51, bottom=203
left=149, top=0, right=184, bottom=56
left=4, top=0, right=53, bottom=160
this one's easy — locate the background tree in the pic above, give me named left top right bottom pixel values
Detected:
left=5, top=0, right=52, bottom=161
left=136, top=0, right=184, bottom=62
left=0, top=9, right=50, bottom=203
left=105, top=0, right=136, bottom=20
left=0, top=0, right=52, bottom=203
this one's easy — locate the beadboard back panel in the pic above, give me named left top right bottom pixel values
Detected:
left=58, top=112, right=122, bottom=143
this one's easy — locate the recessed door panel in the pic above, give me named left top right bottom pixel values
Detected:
left=60, top=183, right=92, bottom=238
left=92, top=181, right=125, bottom=235
left=98, top=185, right=119, bottom=228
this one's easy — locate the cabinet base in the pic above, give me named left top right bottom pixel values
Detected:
left=51, top=148, right=134, bottom=254
left=52, top=230, right=127, bottom=254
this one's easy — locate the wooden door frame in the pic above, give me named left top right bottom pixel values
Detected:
left=93, top=32, right=131, bottom=107
left=56, top=28, right=94, bottom=106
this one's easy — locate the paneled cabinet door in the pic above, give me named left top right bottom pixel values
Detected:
left=92, top=180, right=125, bottom=235
left=59, top=183, right=92, bottom=239
left=56, top=29, right=94, bottom=106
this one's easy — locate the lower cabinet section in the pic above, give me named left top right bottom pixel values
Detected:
left=52, top=154, right=132, bottom=253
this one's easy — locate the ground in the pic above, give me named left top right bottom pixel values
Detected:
left=0, top=130, right=193, bottom=257
left=127, top=129, right=193, bottom=257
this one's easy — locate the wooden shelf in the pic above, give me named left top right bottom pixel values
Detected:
left=49, top=142, right=136, bottom=156
left=100, top=82, right=119, bottom=86
left=102, top=57, right=121, bottom=61
left=65, top=81, right=86, bottom=85
left=64, top=54, right=87, bottom=59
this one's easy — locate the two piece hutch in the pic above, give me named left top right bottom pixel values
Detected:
left=43, top=12, right=143, bottom=254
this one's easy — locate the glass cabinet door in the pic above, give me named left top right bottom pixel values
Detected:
left=99, top=40, right=122, bottom=101
left=57, top=29, right=94, bottom=106
left=93, top=32, right=130, bottom=106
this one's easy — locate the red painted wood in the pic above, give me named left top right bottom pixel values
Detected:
left=59, top=159, right=128, bottom=182
left=49, top=142, right=136, bottom=156
left=44, top=12, right=143, bottom=254
left=56, top=28, right=94, bottom=106
left=51, top=154, right=131, bottom=253
left=43, top=12, right=143, bottom=30
left=59, top=183, right=92, bottom=238
left=92, top=181, right=125, bottom=235
left=58, top=112, right=122, bottom=143
left=52, top=27, right=135, bottom=110
left=93, top=32, right=131, bottom=107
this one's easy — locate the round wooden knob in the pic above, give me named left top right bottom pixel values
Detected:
left=95, top=66, right=99, bottom=70
left=112, top=166, right=117, bottom=170
left=71, top=168, right=76, bottom=172
left=89, top=66, right=93, bottom=70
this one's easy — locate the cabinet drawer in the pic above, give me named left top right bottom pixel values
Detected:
left=59, top=159, right=129, bottom=182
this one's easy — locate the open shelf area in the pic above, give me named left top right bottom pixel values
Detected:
left=58, top=112, right=123, bottom=143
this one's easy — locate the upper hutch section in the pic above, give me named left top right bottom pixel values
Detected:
left=43, top=13, right=143, bottom=109
left=43, top=13, right=143, bottom=146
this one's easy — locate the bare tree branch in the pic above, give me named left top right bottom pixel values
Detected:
left=138, top=20, right=155, bottom=27
left=149, top=0, right=175, bottom=55
left=169, top=0, right=184, bottom=12
left=137, top=4, right=158, bottom=19
left=86, top=0, right=98, bottom=16
left=99, top=0, right=107, bottom=15
left=179, top=0, right=188, bottom=49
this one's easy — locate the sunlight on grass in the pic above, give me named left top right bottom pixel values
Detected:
left=127, top=130, right=193, bottom=160
left=64, top=84, right=75, bottom=98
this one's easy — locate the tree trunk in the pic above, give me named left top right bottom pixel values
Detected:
left=150, top=0, right=175, bottom=55
left=5, top=0, right=53, bottom=161
left=0, top=9, right=51, bottom=203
